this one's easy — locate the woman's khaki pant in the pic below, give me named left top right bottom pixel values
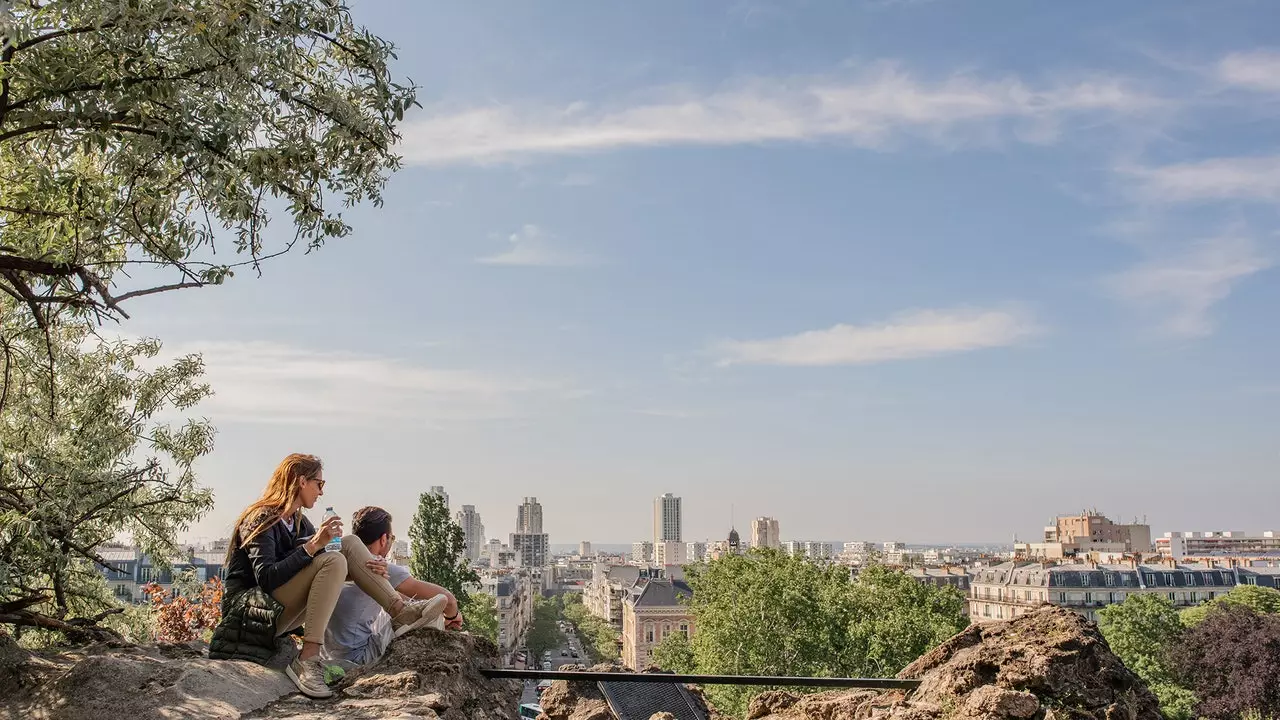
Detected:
left=271, top=535, right=399, bottom=645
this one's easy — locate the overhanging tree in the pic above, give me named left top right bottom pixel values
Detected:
left=0, top=0, right=416, bottom=327
left=0, top=0, right=415, bottom=641
left=0, top=324, right=215, bottom=639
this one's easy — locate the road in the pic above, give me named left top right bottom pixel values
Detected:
left=518, top=625, right=585, bottom=708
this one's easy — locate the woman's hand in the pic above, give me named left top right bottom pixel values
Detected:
left=304, top=515, right=343, bottom=555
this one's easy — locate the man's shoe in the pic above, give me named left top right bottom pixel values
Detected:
left=285, top=657, right=334, bottom=699
left=392, top=595, right=449, bottom=638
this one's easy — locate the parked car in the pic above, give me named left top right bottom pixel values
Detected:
left=571, top=651, right=579, bottom=658
left=541, top=661, right=552, bottom=670
left=560, top=650, right=567, bottom=656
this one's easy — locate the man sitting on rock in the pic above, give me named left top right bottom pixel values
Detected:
left=323, top=506, right=464, bottom=666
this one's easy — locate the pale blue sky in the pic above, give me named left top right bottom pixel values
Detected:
left=129, top=1, right=1280, bottom=546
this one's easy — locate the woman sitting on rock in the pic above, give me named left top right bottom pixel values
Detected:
left=211, top=453, right=445, bottom=699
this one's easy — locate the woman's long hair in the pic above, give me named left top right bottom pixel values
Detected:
left=227, top=453, right=323, bottom=563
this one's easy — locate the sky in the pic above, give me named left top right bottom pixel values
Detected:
left=123, top=0, right=1280, bottom=547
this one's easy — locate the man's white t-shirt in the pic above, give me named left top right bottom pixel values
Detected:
left=324, top=563, right=412, bottom=663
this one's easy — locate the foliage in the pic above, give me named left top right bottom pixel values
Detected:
left=461, top=591, right=499, bottom=644
left=1181, top=585, right=1280, bottom=626
left=650, top=630, right=695, bottom=674
left=407, top=493, right=477, bottom=605
left=1097, top=594, right=1186, bottom=686
left=0, top=0, right=416, bottom=327
left=843, top=564, right=970, bottom=677
left=524, top=594, right=563, bottom=662
left=0, top=322, right=214, bottom=638
left=1098, top=593, right=1196, bottom=720
left=680, top=551, right=967, bottom=717
left=562, top=593, right=619, bottom=662
left=142, top=576, right=222, bottom=643
left=1168, top=603, right=1280, bottom=720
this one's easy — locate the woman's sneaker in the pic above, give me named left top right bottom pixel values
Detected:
left=391, top=595, right=449, bottom=638
left=285, top=657, right=334, bottom=699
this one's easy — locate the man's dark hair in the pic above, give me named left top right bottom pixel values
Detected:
left=352, top=506, right=392, bottom=545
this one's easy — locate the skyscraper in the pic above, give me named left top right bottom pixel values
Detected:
left=750, top=517, right=781, bottom=549
left=517, top=497, right=543, bottom=534
left=429, top=486, right=449, bottom=511
left=455, top=505, right=485, bottom=561
left=654, top=493, right=682, bottom=548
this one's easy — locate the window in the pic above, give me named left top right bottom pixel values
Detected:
left=1184, top=572, right=1195, bottom=586
left=1081, top=574, right=1091, bottom=587
left=680, top=623, right=689, bottom=638
left=1084, top=592, right=1092, bottom=604
left=1104, top=574, right=1115, bottom=587
left=1245, top=576, right=1258, bottom=586
left=1168, top=593, right=1176, bottom=602
left=645, top=624, right=654, bottom=643
left=1058, top=592, right=1067, bottom=603
left=1164, top=573, right=1174, bottom=585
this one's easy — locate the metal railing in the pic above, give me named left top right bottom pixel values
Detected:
left=481, top=668, right=921, bottom=690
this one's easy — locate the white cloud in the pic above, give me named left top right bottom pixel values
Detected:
left=1217, top=50, right=1280, bottom=92
left=1123, top=155, right=1280, bottom=204
left=1107, top=234, right=1272, bottom=337
left=400, top=64, right=1155, bottom=165
left=166, top=340, right=573, bottom=426
left=713, top=307, right=1039, bottom=367
left=477, top=224, right=595, bottom=267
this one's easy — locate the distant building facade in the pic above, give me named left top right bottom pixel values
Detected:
left=510, top=532, right=549, bottom=569
left=516, top=497, right=544, bottom=534
left=621, top=574, right=694, bottom=670
left=969, top=561, right=1280, bottom=624
left=782, top=541, right=834, bottom=560
left=579, top=541, right=593, bottom=558
left=585, top=563, right=642, bottom=627
left=477, top=572, right=534, bottom=660
left=97, top=547, right=227, bottom=604
left=455, top=505, right=485, bottom=561
left=1157, top=531, right=1280, bottom=560
left=428, top=486, right=449, bottom=511
left=631, top=541, right=654, bottom=564
left=1016, top=511, right=1152, bottom=560
left=750, top=517, right=781, bottom=549
left=654, top=540, right=687, bottom=566
left=685, top=541, right=708, bottom=563
left=654, top=493, right=682, bottom=547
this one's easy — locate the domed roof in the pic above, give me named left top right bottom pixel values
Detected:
left=728, top=527, right=740, bottom=544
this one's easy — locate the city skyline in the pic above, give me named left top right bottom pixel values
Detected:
left=130, top=0, right=1278, bottom=546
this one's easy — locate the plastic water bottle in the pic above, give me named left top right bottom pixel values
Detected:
left=322, top=507, right=342, bottom=553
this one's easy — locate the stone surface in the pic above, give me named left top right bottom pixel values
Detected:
left=0, top=628, right=521, bottom=720
left=542, top=607, right=1161, bottom=720
left=747, top=606, right=1162, bottom=720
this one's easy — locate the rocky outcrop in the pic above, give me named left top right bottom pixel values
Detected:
left=0, top=628, right=521, bottom=720
left=747, top=606, right=1161, bottom=720
left=541, top=607, right=1160, bottom=720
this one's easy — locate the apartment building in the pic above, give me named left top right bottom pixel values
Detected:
left=477, top=572, right=535, bottom=661
left=1016, top=511, right=1152, bottom=560
left=970, top=561, right=1280, bottom=624
left=631, top=541, right=654, bottom=564
left=584, top=563, right=642, bottom=627
left=621, top=574, right=694, bottom=670
left=654, top=493, right=682, bottom=547
left=782, top=541, right=834, bottom=560
left=510, top=532, right=549, bottom=569
left=1157, top=531, right=1280, bottom=560
left=98, top=547, right=227, bottom=604
left=455, top=505, right=485, bottom=561
left=654, top=540, right=687, bottom=566
left=685, top=541, right=708, bottom=563
left=750, top=517, right=781, bottom=549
